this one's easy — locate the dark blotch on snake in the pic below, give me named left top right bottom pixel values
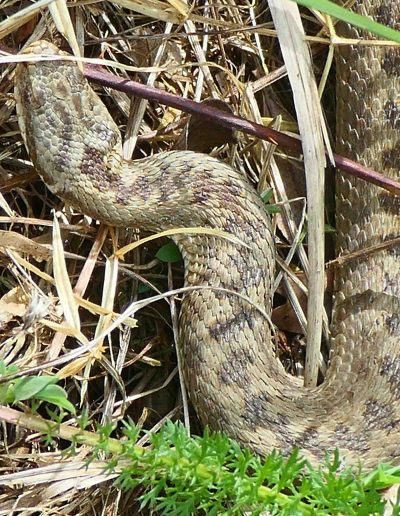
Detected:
left=209, top=310, right=255, bottom=340
left=218, top=349, right=255, bottom=388
left=380, top=355, right=400, bottom=399
left=242, top=392, right=290, bottom=430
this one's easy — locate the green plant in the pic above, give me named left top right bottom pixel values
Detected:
left=0, top=361, right=75, bottom=413
left=90, top=421, right=400, bottom=515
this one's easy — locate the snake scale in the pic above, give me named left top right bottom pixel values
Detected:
left=14, top=1, right=400, bottom=469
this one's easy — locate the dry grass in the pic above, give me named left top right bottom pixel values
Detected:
left=0, top=1, right=337, bottom=513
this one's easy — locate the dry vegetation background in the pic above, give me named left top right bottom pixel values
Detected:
left=0, top=0, right=341, bottom=513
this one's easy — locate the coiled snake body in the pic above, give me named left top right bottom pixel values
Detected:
left=15, top=1, right=400, bottom=469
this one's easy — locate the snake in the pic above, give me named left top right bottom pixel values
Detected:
left=14, top=1, right=400, bottom=470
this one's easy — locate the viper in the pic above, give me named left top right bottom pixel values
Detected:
left=14, top=1, right=400, bottom=469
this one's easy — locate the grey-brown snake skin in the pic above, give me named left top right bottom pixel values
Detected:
left=14, top=1, right=400, bottom=469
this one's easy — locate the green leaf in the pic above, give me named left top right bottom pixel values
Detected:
left=291, top=0, right=400, bottom=44
left=261, top=189, right=275, bottom=203
left=35, top=384, right=76, bottom=414
left=324, top=224, right=336, bottom=234
left=138, top=282, right=152, bottom=294
left=261, top=189, right=281, bottom=214
left=0, top=383, right=10, bottom=404
left=265, top=204, right=281, bottom=214
left=156, top=242, right=182, bottom=263
left=13, top=376, right=58, bottom=401
left=0, top=361, right=8, bottom=376
left=0, top=361, right=19, bottom=376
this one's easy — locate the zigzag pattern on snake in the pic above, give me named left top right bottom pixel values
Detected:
left=14, top=0, right=400, bottom=469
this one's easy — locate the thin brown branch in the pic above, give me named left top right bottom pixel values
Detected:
left=327, top=237, right=400, bottom=268
left=84, top=64, right=400, bottom=196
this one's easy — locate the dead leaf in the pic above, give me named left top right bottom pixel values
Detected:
left=175, top=98, right=237, bottom=152
left=0, top=231, right=51, bottom=261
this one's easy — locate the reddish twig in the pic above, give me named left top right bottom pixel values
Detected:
left=84, top=64, right=400, bottom=196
